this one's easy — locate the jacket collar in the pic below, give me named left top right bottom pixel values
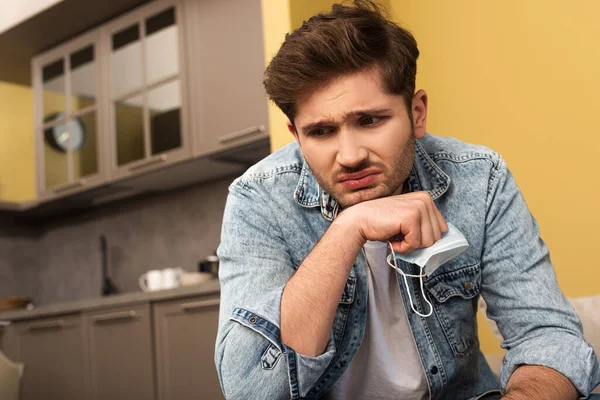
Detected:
left=293, top=138, right=451, bottom=221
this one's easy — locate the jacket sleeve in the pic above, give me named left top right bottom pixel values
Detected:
left=480, top=155, right=600, bottom=397
left=214, top=178, right=336, bottom=399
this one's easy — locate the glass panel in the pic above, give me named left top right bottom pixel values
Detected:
left=111, top=24, right=142, bottom=98
left=147, top=80, right=181, bottom=155
left=74, top=111, right=98, bottom=179
left=145, top=8, right=179, bottom=83
left=70, top=45, right=96, bottom=112
left=115, top=94, right=145, bottom=166
left=42, top=58, right=66, bottom=125
left=43, top=124, right=69, bottom=188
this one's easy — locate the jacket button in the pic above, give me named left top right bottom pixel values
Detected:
left=464, top=281, right=473, bottom=290
left=357, top=299, right=361, bottom=305
left=430, top=366, right=438, bottom=375
left=249, top=316, right=257, bottom=324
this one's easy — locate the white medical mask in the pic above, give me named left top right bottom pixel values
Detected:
left=386, top=222, right=469, bottom=318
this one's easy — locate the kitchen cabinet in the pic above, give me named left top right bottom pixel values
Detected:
left=13, top=313, right=88, bottom=400
left=153, top=294, right=223, bottom=400
left=187, top=0, right=269, bottom=158
left=27, top=0, right=270, bottom=212
left=83, top=303, right=155, bottom=400
left=1, top=288, right=223, bottom=399
left=0, top=323, right=21, bottom=363
left=104, top=0, right=192, bottom=181
left=32, top=0, right=190, bottom=200
left=32, top=30, right=106, bottom=201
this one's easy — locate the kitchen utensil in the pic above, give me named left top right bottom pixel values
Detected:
left=100, top=235, right=118, bottom=296
left=198, top=254, right=219, bottom=278
left=0, top=297, right=31, bottom=312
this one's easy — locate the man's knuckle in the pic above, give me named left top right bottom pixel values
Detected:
left=422, top=238, right=434, bottom=247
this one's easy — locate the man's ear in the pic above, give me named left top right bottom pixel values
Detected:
left=287, top=121, right=300, bottom=143
left=412, top=89, right=428, bottom=139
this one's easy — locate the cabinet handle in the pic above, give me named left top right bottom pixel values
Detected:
left=129, top=154, right=168, bottom=171
left=93, top=310, right=137, bottom=323
left=28, top=320, right=65, bottom=331
left=217, top=125, right=265, bottom=144
left=53, top=179, right=87, bottom=193
left=180, top=299, right=220, bottom=311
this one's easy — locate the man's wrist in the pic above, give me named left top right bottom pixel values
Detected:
left=332, top=208, right=366, bottom=250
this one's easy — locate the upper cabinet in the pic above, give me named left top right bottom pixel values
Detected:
left=105, top=1, right=191, bottom=180
left=186, top=0, right=269, bottom=158
left=29, top=0, right=269, bottom=206
left=33, top=32, right=105, bottom=200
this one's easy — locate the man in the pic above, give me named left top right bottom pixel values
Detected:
left=214, top=1, right=600, bottom=399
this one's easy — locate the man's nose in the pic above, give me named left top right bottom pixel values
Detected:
left=335, top=130, right=368, bottom=168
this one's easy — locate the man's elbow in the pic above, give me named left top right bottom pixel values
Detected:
left=216, top=325, right=291, bottom=399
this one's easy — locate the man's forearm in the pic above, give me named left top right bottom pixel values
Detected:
left=280, top=214, right=364, bottom=357
left=503, top=365, right=578, bottom=400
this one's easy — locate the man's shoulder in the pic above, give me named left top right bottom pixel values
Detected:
left=231, top=141, right=304, bottom=189
left=419, top=133, right=503, bottom=165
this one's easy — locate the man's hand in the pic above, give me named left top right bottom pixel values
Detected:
left=281, top=191, right=448, bottom=357
left=341, top=191, right=448, bottom=253
left=502, top=365, right=578, bottom=400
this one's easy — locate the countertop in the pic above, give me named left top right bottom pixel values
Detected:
left=0, top=279, right=220, bottom=322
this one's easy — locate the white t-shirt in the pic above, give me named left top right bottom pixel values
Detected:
left=327, top=240, right=429, bottom=399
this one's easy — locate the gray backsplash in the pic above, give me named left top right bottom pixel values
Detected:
left=0, top=175, right=236, bottom=306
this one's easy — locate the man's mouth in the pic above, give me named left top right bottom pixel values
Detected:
left=337, top=169, right=381, bottom=190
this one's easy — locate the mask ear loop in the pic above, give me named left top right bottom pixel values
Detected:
left=387, top=242, right=433, bottom=318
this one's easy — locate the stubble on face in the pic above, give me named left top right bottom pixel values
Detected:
left=310, top=131, right=416, bottom=210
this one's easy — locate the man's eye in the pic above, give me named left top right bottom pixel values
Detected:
left=309, top=127, right=332, bottom=137
left=360, top=116, right=382, bottom=126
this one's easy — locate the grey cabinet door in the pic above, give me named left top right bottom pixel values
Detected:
left=0, top=324, right=21, bottom=362
left=187, top=0, right=270, bottom=157
left=13, top=314, right=89, bottom=400
left=153, top=295, right=223, bottom=400
left=84, top=303, right=155, bottom=400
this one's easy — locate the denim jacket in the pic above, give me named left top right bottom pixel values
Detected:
left=215, top=133, right=600, bottom=399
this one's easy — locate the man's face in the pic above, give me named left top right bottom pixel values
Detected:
left=289, top=69, right=428, bottom=209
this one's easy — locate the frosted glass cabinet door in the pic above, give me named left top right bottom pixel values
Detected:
left=34, top=32, right=105, bottom=199
left=107, top=1, right=189, bottom=179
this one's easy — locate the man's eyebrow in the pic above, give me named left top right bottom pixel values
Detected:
left=299, top=108, right=392, bottom=134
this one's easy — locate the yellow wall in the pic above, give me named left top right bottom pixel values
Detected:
left=264, top=1, right=600, bottom=355
left=388, top=0, right=600, bottom=353
left=261, top=0, right=292, bottom=153
left=0, top=82, right=36, bottom=202
left=290, top=0, right=390, bottom=30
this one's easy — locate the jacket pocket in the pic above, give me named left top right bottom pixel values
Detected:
left=424, top=263, right=481, bottom=357
left=339, top=275, right=356, bottom=305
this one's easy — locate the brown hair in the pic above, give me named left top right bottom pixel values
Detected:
left=263, top=0, right=420, bottom=124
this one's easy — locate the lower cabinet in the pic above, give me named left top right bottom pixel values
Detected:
left=15, top=314, right=88, bottom=400
left=84, top=304, right=155, bottom=400
left=5, top=293, right=222, bottom=399
left=154, top=295, right=223, bottom=400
